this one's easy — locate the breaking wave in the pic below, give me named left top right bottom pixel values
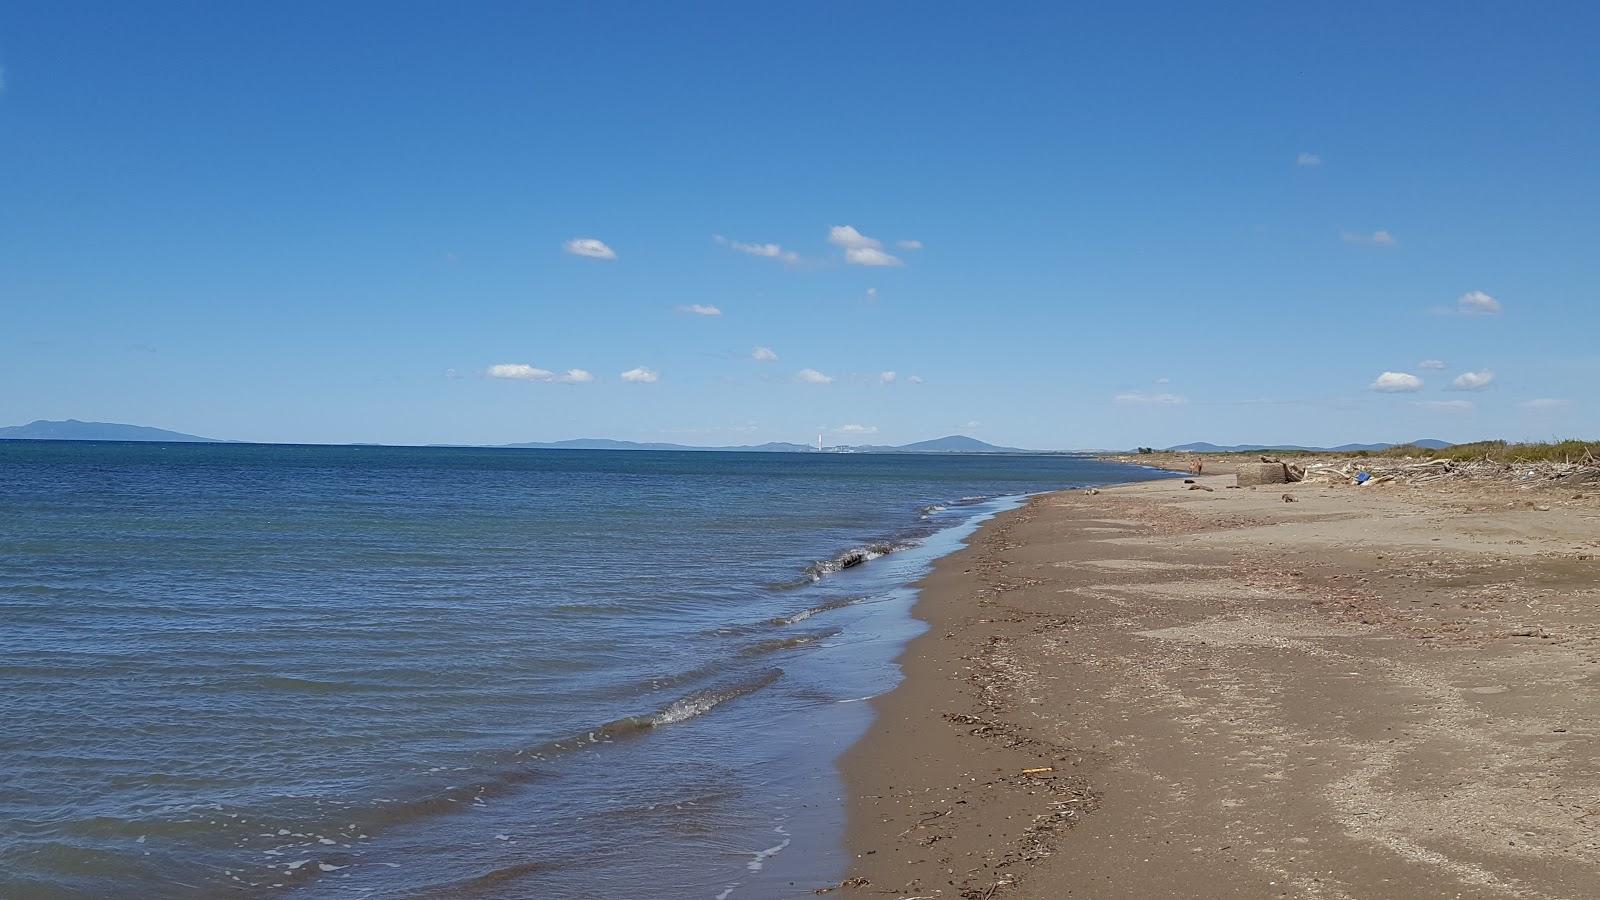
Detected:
left=738, top=629, right=841, bottom=658
left=800, top=541, right=914, bottom=582
left=769, top=597, right=862, bottom=626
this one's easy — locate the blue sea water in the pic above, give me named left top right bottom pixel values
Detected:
left=0, top=442, right=1169, bottom=898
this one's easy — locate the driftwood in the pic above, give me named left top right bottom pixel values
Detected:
left=1298, top=456, right=1600, bottom=489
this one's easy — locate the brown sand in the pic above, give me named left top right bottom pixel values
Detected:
left=838, top=474, right=1600, bottom=899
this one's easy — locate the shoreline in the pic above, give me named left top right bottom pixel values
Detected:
left=839, top=473, right=1600, bottom=897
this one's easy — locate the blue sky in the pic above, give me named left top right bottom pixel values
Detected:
left=2, top=2, right=1596, bottom=449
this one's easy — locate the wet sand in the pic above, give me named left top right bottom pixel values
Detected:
left=839, top=474, right=1600, bottom=898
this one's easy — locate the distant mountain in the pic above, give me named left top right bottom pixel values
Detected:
left=1163, top=439, right=1452, bottom=453
left=889, top=435, right=1029, bottom=453
left=0, top=419, right=221, bottom=443
left=0, top=423, right=1036, bottom=454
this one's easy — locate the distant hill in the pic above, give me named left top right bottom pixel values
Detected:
left=0, top=419, right=221, bottom=443
left=1164, top=439, right=1452, bottom=453
left=0, top=423, right=1034, bottom=454
left=889, top=435, right=1029, bottom=453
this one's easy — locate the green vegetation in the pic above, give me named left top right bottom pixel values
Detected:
left=1189, top=440, right=1599, bottom=464
left=1373, top=440, right=1600, bottom=463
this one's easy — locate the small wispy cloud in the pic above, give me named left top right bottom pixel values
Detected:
left=835, top=423, right=878, bottom=435
left=1456, top=291, right=1502, bottom=315
left=563, top=238, right=617, bottom=260
left=677, top=304, right=722, bottom=316
left=752, top=346, right=778, bottom=362
left=1413, top=400, right=1474, bottom=412
left=1448, top=370, right=1495, bottom=391
left=1368, top=371, right=1423, bottom=393
left=1342, top=229, right=1397, bottom=246
left=1113, top=391, right=1187, bottom=406
left=620, top=367, right=659, bottom=383
left=907, top=375, right=924, bottom=384
left=846, top=247, right=903, bottom=267
left=713, top=235, right=799, bottom=264
left=1519, top=398, right=1568, bottom=410
left=1296, top=152, right=1322, bottom=167
left=828, top=225, right=903, bottom=267
left=895, top=239, right=923, bottom=250
left=795, top=368, right=834, bottom=384
left=487, top=363, right=593, bottom=384
left=1418, top=359, right=1448, bottom=370
left=879, top=371, right=897, bottom=383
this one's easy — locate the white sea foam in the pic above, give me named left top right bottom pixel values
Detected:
left=746, top=825, right=791, bottom=872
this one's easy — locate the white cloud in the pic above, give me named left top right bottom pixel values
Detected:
left=879, top=371, right=897, bottom=383
left=1368, top=371, right=1424, bottom=393
left=1155, top=376, right=1172, bottom=384
left=1342, top=230, right=1397, bottom=246
left=563, top=237, right=616, bottom=260
left=1413, top=400, right=1474, bottom=412
left=620, top=367, right=659, bottom=383
left=795, top=368, right=833, bottom=384
left=1519, top=398, right=1568, bottom=410
left=829, top=225, right=903, bottom=267
left=713, top=235, right=799, bottom=264
left=486, top=364, right=592, bottom=384
left=677, top=304, right=722, bottom=316
left=866, top=287, right=878, bottom=300
left=1457, top=291, right=1502, bottom=315
left=444, top=368, right=460, bottom=379
left=835, top=424, right=878, bottom=435
left=845, top=246, right=904, bottom=267
left=907, top=375, right=924, bottom=384
left=1448, top=369, right=1495, bottom=391
left=487, top=363, right=554, bottom=381
left=896, top=239, right=923, bottom=250
left=1113, top=391, right=1188, bottom=406
left=1418, top=359, right=1448, bottom=370
left=827, top=225, right=879, bottom=250
left=1296, top=152, right=1322, bottom=167
left=752, top=346, right=778, bottom=362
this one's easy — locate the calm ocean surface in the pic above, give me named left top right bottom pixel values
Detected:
left=0, top=442, right=1169, bottom=898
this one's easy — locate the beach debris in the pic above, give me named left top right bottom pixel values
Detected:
left=1021, top=766, right=1055, bottom=775
left=812, top=876, right=871, bottom=892
left=1187, top=484, right=1215, bottom=492
left=1294, top=455, right=1600, bottom=489
left=1281, top=494, right=1297, bottom=503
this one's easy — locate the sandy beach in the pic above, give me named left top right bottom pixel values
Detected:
left=840, top=466, right=1600, bottom=898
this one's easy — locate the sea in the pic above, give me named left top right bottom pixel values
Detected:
left=0, top=442, right=1170, bottom=898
